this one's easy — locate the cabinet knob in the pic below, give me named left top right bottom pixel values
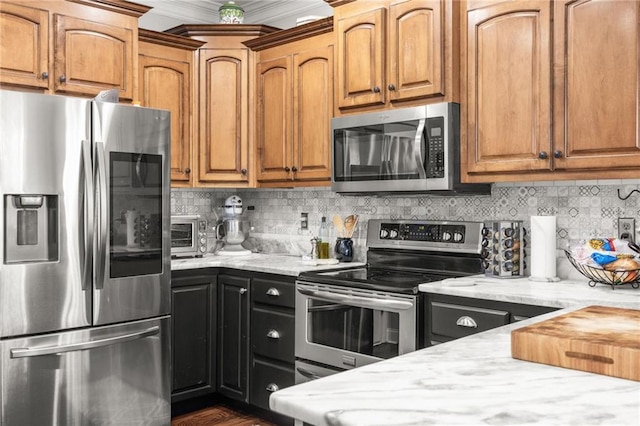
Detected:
left=59, top=75, right=66, bottom=83
left=239, top=288, right=247, bottom=295
left=291, top=166, right=298, bottom=172
left=266, top=383, right=279, bottom=392
left=42, top=72, right=49, bottom=80
left=284, top=167, right=291, bottom=172
left=456, top=316, right=478, bottom=328
left=185, top=168, right=191, bottom=174
left=267, top=329, right=280, bottom=339
left=372, top=86, right=381, bottom=93
left=553, top=150, right=563, bottom=158
left=241, top=168, right=247, bottom=175
left=388, top=84, right=396, bottom=91
left=266, top=287, right=280, bottom=297
left=538, top=151, right=549, bottom=160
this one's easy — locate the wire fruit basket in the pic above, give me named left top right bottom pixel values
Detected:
left=564, top=249, right=640, bottom=289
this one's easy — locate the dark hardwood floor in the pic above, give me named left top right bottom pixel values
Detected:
left=172, top=404, right=279, bottom=426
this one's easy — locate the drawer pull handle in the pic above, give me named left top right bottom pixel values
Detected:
left=267, top=329, right=280, bottom=339
left=266, top=287, right=280, bottom=297
left=456, top=316, right=477, bottom=328
left=266, top=383, right=279, bottom=392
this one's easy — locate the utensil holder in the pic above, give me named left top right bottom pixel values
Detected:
left=335, top=237, right=353, bottom=262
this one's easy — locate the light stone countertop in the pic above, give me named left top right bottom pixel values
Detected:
left=171, top=253, right=365, bottom=276
left=269, top=276, right=640, bottom=426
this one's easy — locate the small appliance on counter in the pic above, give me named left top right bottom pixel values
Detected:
left=481, top=220, right=527, bottom=278
left=171, top=215, right=207, bottom=258
left=215, top=195, right=252, bottom=256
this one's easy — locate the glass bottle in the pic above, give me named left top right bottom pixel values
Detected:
left=318, top=216, right=330, bottom=259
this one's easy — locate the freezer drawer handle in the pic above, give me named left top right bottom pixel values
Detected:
left=9, top=326, right=160, bottom=359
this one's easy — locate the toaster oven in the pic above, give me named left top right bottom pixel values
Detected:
left=171, top=215, right=207, bottom=258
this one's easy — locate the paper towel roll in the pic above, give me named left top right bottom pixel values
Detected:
left=529, top=215, right=559, bottom=281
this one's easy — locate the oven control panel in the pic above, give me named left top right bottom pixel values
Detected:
left=379, top=223, right=466, bottom=243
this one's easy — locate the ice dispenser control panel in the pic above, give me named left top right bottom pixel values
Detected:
left=4, top=194, right=59, bottom=264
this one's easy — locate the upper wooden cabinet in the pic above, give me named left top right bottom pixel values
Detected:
left=463, top=0, right=552, bottom=175
left=333, top=0, right=457, bottom=113
left=0, top=0, right=147, bottom=100
left=167, top=25, right=279, bottom=188
left=247, top=19, right=334, bottom=186
left=552, top=0, right=640, bottom=172
left=138, top=30, right=204, bottom=187
left=463, top=0, right=640, bottom=182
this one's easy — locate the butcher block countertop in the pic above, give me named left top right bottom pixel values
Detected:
left=270, top=277, right=640, bottom=426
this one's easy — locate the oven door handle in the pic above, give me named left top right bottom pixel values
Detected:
left=297, top=287, right=414, bottom=311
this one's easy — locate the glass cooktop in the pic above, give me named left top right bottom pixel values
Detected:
left=299, top=267, right=458, bottom=295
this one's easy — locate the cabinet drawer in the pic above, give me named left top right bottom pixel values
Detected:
left=252, top=278, right=295, bottom=308
left=250, top=358, right=294, bottom=411
left=251, top=309, right=294, bottom=363
left=432, top=302, right=509, bottom=340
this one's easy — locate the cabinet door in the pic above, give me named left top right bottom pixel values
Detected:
left=217, top=274, right=250, bottom=402
left=553, top=0, right=640, bottom=170
left=336, top=7, right=386, bottom=109
left=465, top=1, right=552, bottom=174
left=171, top=274, right=216, bottom=402
left=0, top=2, right=49, bottom=89
left=139, top=52, right=193, bottom=185
left=256, top=56, right=292, bottom=182
left=198, top=48, right=250, bottom=185
left=53, top=14, right=134, bottom=100
left=388, top=0, right=443, bottom=102
left=292, top=45, right=333, bottom=182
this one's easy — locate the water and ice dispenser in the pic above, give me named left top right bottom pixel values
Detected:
left=4, top=194, right=58, bottom=263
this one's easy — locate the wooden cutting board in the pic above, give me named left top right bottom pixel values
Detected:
left=511, top=305, right=640, bottom=381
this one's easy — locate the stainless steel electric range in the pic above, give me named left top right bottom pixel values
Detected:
left=295, top=219, right=485, bottom=383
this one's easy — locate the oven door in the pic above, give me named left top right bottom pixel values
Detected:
left=295, top=282, right=417, bottom=372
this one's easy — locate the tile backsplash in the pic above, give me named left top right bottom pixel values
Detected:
left=172, top=179, right=640, bottom=278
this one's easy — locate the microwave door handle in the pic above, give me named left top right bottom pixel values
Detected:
left=81, top=140, right=94, bottom=291
left=297, top=287, right=414, bottom=311
left=414, top=118, right=427, bottom=179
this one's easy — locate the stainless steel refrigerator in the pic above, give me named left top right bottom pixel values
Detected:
left=0, top=89, right=171, bottom=425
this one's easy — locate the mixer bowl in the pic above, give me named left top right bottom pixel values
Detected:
left=216, top=218, right=250, bottom=245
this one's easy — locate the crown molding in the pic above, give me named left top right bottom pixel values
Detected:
left=244, top=17, right=332, bottom=51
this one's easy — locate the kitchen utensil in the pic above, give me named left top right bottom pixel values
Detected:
left=344, top=214, right=358, bottom=238
left=511, top=305, right=640, bottom=381
left=332, top=215, right=345, bottom=238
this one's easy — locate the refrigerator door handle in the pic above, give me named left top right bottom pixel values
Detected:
left=95, top=141, right=108, bottom=289
left=81, top=139, right=94, bottom=290
left=9, top=326, right=160, bottom=359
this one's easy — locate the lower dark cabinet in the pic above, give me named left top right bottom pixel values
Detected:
left=251, top=358, right=295, bottom=411
left=171, top=271, right=217, bottom=402
left=217, top=273, right=251, bottom=402
left=425, top=293, right=558, bottom=346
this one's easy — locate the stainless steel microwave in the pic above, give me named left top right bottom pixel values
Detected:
left=171, top=215, right=207, bottom=258
left=331, top=103, right=491, bottom=195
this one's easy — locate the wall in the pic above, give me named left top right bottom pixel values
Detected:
left=172, top=179, right=640, bottom=278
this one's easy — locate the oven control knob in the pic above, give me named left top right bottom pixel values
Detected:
left=453, top=232, right=464, bottom=242
left=442, top=231, right=452, bottom=241
left=389, top=229, right=398, bottom=239
left=380, top=229, right=389, bottom=239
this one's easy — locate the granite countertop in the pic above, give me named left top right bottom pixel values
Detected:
left=171, top=253, right=365, bottom=276
left=270, top=277, right=640, bottom=425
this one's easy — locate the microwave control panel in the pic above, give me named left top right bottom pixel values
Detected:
left=425, top=116, right=445, bottom=178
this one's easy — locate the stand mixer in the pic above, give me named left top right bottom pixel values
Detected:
left=215, top=195, right=252, bottom=255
